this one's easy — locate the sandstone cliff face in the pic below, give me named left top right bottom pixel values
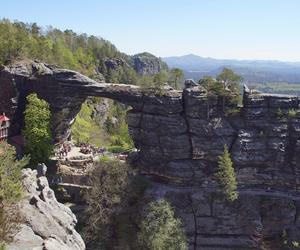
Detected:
left=127, top=85, right=300, bottom=249
left=132, top=52, right=168, bottom=76
left=7, top=164, right=85, bottom=250
left=1, top=61, right=300, bottom=249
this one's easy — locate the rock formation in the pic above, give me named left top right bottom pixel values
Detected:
left=132, top=52, right=168, bottom=76
left=7, top=164, right=85, bottom=250
left=2, top=60, right=300, bottom=249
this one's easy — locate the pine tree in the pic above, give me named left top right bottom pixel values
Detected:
left=215, top=145, right=238, bottom=201
left=138, top=199, right=188, bottom=250
left=23, top=93, right=53, bottom=166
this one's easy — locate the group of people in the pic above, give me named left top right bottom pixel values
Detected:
left=56, top=142, right=72, bottom=158
left=79, top=142, right=106, bottom=156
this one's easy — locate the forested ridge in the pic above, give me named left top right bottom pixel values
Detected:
left=0, top=18, right=140, bottom=83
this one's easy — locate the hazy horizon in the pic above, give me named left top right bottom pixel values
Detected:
left=2, top=0, right=300, bottom=61
left=162, top=53, right=300, bottom=63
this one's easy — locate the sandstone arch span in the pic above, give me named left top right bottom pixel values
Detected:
left=2, top=60, right=300, bottom=249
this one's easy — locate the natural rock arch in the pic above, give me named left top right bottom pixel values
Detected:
left=2, top=60, right=300, bottom=249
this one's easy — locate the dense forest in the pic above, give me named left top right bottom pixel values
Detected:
left=0, top=18, right=138, bottom=83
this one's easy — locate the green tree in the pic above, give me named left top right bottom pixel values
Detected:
left=215, top=145, right=238, bottom=202
left=138, top=75, right=154, bottom=89
left=23, top=93, right=53, bottom=166
left=0, top=142, right=29, bottom=246
left=217, top=67, right=242, bottom=93
left=152, top=71, right=168, bottom=95
left=217, top=68, right=242, bottom=106
left=198, top=69, right=242, bottom=108
left=198, top=76, right=224, bottom=96
left=83, top=158, right=130, bottom=249
left=169, top=68, right=184, bottom=89
left=138, top=199, right=188, bottom=250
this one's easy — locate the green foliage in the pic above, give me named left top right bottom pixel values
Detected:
left=71, top=100, right=110, bottom=147
left=97, top=155, right=112, bottom=163
left=139, top=71, right=169, bottom=95
left=138, top=75, right=154, bottom=89
left=215, top=145, right=238, bottom=202
left=225, top=108, right=241, bottom=117
left=292, top=241, right=300, bottom=248
left=153, top=71, right=168, bottom=94
left=72, top=99, right=134, bottom=151
left=23, top=93, right=53, bottom=166
left=0, top=19, right=138, bottom=82
left=104, top=102, right=134, bottom=150
left=217, top=67, right=243, bottom=93
left=138, top=199, right=188, bottom=250
left=83, top=159, right=130, bottom=249
left=169, top=68, right=184, bottom=89
left=107, top=145, right=128, bottom=153
left=0, top=142, right=29, bottom=245
left=288, top=109, right=297, bottom=119
left=276, top=108, right=284, bottom=119
left=199, top=76, right=225, bottom=96
left=83, top=158, right=152, bottom=250
left=199, top=68, right=242, bottom=106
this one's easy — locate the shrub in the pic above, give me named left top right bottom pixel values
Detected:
left=215, top=145, right=238, bottom=202
left=288, top=109, right=297, bottom=119
left=225, top=108, right=240, bottom=117
left=107, top=145, right=127, bottom=153
left=276, top=108, right=284, bottom=119
left=0, top=142, right=29, bottom=246
left=292, top=241, right=300, bottom=248
left=138, top=199, right=188, bottom=250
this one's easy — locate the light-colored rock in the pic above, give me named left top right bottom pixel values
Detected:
left=7, top=164, right=85, bottom=250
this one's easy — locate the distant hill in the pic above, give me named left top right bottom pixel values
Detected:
left=163, top=54, right=300, bottom=83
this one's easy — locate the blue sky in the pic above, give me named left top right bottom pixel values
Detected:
left=1, top=0, right=300, bottom=61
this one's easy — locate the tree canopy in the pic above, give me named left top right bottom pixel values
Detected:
left=198, top=68, right=243, bottom=105
left=23, top=93, right=53, bottom=166
left=169, top=68, right=184, bottom=89
left=215, top=145, right=238, bottom=202
left=83, top=158, right=130, bottom=249
left=138, top=199, right=188, bottom=250
left=0, top=19, right=136, bottom=83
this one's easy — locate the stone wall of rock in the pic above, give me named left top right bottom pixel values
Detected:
left=127, top=84, right=300, bottom=249
left=7, top=164, right=85, bottom=250
left=132, top=52, right=168, bottom=76
left=2, top=61, right=300, bottom=249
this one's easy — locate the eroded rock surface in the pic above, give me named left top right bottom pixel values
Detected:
left=7, top=164, right=85, bottom=250
left=2, top=61, right=300, bottom=249
left=132, top=52, right=168, bottom=76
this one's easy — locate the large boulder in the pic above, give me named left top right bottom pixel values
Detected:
left=7, top=164, right=85, bottom=250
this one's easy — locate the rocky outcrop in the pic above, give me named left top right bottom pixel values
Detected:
left=104, top=57, right=129, bottom=71
left=2, top=61, right=300, bottom=249
left=0, top=60, right=143, bottom=142
left=132, top=52, right=168, bottom=76
left=7, top=164, right=85, bottom=250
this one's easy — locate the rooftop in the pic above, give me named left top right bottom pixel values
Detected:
left=0, top=113, right=9, bottom=122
